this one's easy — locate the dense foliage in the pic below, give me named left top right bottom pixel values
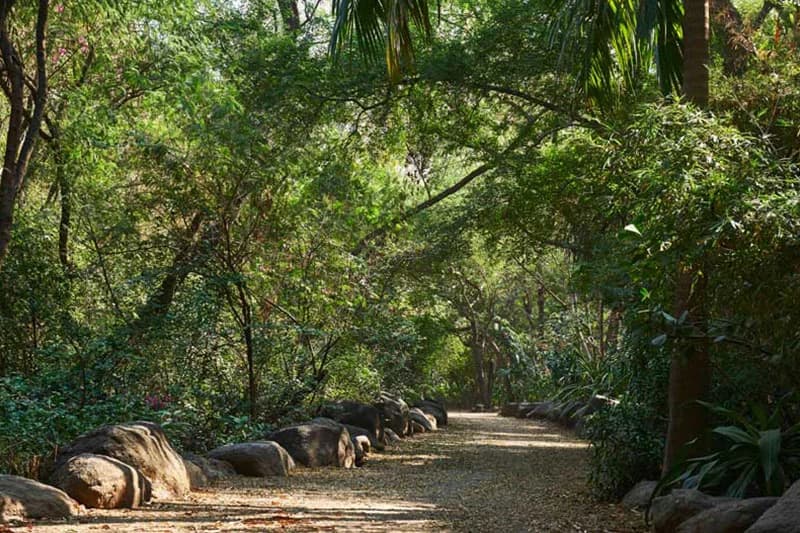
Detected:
left=0, top=0, right=798, bottom=504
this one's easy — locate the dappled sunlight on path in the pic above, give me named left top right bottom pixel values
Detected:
left=24, top=412, right=644, bottom=532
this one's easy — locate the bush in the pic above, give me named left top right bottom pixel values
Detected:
left=586, top=398, right=665, bottom=500
left=0, top=374, right=273, bottom=478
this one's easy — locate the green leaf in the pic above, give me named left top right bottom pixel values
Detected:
left=623, top=223, right=642, bottom=236
left=651, top=333, right=668, bottom=346
left=759, top=429, right=781, bottom=484
left=713, top=425, right=757, bottom=445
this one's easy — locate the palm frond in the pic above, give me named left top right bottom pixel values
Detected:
left=330, top=0, right=433, bottom=83
left=548, top=0, right=684, bottom=107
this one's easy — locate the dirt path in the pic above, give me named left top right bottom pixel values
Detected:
left=27, top=412, right=645, bottom=532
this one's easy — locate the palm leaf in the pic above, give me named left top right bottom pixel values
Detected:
left=714, top=425, right=758, bottom=445
left=330, top=0, right=433, bottom=83
left=758, top=429, right=781, bottom=491
left=548, top=0, right=683, bottom=107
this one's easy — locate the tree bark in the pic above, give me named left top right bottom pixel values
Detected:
left=236, top=279, right=257, bottom=421
left=683, top=0, right=710, bottom=107
left=0, top=0, right=49, bottom=270
left=664, top=267, right=711, bottom=471
left=537, top=281, right=546, bottom=335
left=277, top=0, right=300, bottom=32
left=662, top=0, right=713, bottom=472
left=711, top=0, right=755, bottom=76
left=55, top=140, right=71, bottom=270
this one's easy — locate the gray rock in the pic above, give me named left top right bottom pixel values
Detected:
left=409, top=408, right=436, bottom=431
left=621, top=480, right=658, bottom=510
left=51, top=453, right=152, bottom=509
left=415, top=399, right=448, bottom=426
left=746, top=480, right=800, bottom=533
left=651, top=489, right=735, bottom=533
left=527, top=401, right=555, bottom=419
left=208, top=442, right=295, bottom=477
left=678, top=498, right=778, bottom=533
left=0, top=474, right=80, bottom=523
left=182, top=453, right=237, bottom=482
left=52, top=421, right=190, bottom=499
left=311, top=418, right=376, bottom=466
left=376, top=392, right=410, bottom=436
left=268, top=423, right=355, bottom=468
left=319, top=401, right=383, bottom=444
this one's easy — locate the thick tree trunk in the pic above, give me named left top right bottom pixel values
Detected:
left=683, top=0, right=710, bottom=107
left=664, top=267, right=711, bottom=471
left=662, top=0, right=713, bottom=472
left=277, top=0, right=300, bottom=32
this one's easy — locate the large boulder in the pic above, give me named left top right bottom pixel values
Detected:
left=677, top=498, right=778, bottom=533
left=621, top=480, right=658, bottom=510
left=50, top=453, right=151, bottom=509
left=53, top=421, right=190, bottom=499
left=268, top=423, right=355, bottom=468
left=320, top=401, right=384, bottom=444
left=208, top=442, right=294, bottom=477
left=746, top=479, right=800, bottom=533
left=311, top=418, right=373, bottom=466
left=409, top=408, right=437, bottom=432
left=376, top=392, right=410, bottom=437
left=651, top=490, right=735, bottom=533
left=415, top=399, right=448, bottom=426
left=182, top=453, right=236, bottom=483
left=0, top=474, right=80, bottom=523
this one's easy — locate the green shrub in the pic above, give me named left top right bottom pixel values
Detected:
left=658, top=400, right=800, bottom=498
left=586, top=398, right=665, bottom=500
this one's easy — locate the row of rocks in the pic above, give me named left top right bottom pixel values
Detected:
left=499, top=395, right=616, bottom=434
left=0, top=394, right=448, bottom=524
left=622, top=477, right=800, bottom=532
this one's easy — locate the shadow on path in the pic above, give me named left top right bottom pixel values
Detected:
left=24, top=412, right=644, bottom=532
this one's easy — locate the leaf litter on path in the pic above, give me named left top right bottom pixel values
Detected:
left=18, top=412, right=645, bottom=532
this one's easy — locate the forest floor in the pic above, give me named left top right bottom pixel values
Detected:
left=25, top=412, right=646, bottom=532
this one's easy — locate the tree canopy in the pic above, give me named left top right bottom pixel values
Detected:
left=1, top=0, right=799, bottom=507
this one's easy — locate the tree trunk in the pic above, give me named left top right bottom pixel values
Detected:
left=664, top=266, right=711, bottom=471
left=56, top=142, right=71, bottom=270
left=605, top=305, right=622, bottom=353
left=0, top=0, right=50, bottom=270
left=683, top=0, right=710, bottom=107
left=663, top=0, right=712, bottom=471
left=537, top=281, right=546, bottom=334
left=711, top=0, right=754, bottom=76
left=277, top=0, right=300, bottom=32
left=237, top=280, right=257, bottom=421
left=470, top=334, right=488, bottom=407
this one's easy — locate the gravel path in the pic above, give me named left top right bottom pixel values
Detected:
left=26, top=412, right=645, bottom=532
